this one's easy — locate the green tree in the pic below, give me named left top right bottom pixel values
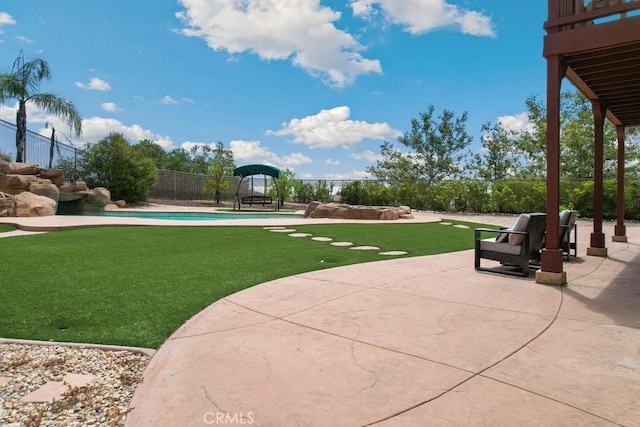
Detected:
left=134, top=139, right=168, bottom=169
left=515, top=91, right=640, bottom=179
left=268, top=167, right=296, bottom=206
left=368, top=105, right=472, bottom=185
left=202, top=142, right=235, bottom=203
left=79, top=132, right=157, bottom=202
left=471, top=121, right=521, bottom=181
left=0, top=52, right=81, bottom=163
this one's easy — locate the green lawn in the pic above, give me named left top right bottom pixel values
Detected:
left=0, top=220, right=495, bottom=348
left=0, top=224, right=16, bottom=233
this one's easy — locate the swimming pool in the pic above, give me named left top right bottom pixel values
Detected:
left=87, top=210, right=303, bottom=221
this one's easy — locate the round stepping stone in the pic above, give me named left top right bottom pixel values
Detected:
left=350, top=246, right=381, bottom=251
left=263, top=226, right=286, bottom=230
left=378, top=250, right=408, bottom=256
left=439, top=222, right=452, bottom=225
left=454, top=224, right=470, bottom=229
left=331, top=241, right=354, bottom=247
left=311, top=237, right=333, bottom=242
left=269, top=228, right=296, bottom=233
left=288, top=233, right=312, bottom=238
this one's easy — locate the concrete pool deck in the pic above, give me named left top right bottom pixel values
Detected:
left=2, top=213, right=639, bottom=425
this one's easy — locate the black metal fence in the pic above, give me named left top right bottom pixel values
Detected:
left=0, top=119, right=83, bottom=168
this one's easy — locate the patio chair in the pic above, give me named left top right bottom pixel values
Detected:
left=559, top=209, right=578, bottom=261
left=474, top=213, right=547, bottom=277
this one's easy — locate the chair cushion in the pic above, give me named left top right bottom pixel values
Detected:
left=559, top=210, right=571, bottom=236
left=480, top=239, right=523, bottom=255
left=496, top=228, right=511, bottom=243
left=509, top=214, right=530, bottom=246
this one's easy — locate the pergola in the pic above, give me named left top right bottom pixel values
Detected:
left=539, top=0, right=640, bottom=285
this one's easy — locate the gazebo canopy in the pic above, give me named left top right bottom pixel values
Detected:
left=233, top=164, right=282, bottom=179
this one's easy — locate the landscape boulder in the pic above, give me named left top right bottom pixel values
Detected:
left=0, top=160, right=112, bottom=217
left=14, top=191, right=57, bottom=217
left=304, top=202, right=413, bottom=220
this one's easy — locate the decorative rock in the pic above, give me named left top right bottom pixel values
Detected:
left=360, top=207, right=380, bottom=220
left=59, top=180, right=88, bottom=192
left=0, top=161, right=112, bottom=217
left=378, top=208, right=400, bottom=220
left=14, top=192, right=57, bottom=217
left=38, top=168, right=65, bottom=187
left=114, top=199, right=127, bottom=208
left=83, top=188, right=111, bottom=212
left=13, top=162, right=39, bottom=175
left=303, top=201, right=321, bottom=218
left=304, top=202, right=412, bottom=221
left=0, top=192, right=15, bottom=216
left=29, top=182, right=60, bottom=204
left=0, top=159, right=15, bottom=174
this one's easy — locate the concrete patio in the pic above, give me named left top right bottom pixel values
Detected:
left=119, top=220, right=639, bottom=426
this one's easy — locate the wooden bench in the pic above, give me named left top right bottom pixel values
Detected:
left=241, top=195, right=273, bottom=206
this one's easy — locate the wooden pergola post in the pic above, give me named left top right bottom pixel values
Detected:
left=613, top=125, right=627, bottom=242
left=536, top=53, right=567, bottom=286
left=587, top=100, right=608, bottom=257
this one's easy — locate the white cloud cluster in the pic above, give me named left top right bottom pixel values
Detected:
left=351, top=149, right=383, bottom=163
left=175, top=0, right=382, bottom=87
left=101, top=102, right=119, bottom=112
left=0, top=11, right=15, bottom=27
left=350, top=0, right=495, bottom=36
left=0, top=102, right=173, bottom=149
left=267, top=106, right=401, bottom=149
left=160, top=95, right=177, bottom=105
left=230, top=139, right=311, bottom=170
left=75, top=77, right=111, bottom=91
left=498, top=112, right=534, bottom=134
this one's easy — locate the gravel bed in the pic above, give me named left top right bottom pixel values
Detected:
left=0, top=343, right=150, bottom=426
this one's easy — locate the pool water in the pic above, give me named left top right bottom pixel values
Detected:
left=87, top=211, right=303, bottom=221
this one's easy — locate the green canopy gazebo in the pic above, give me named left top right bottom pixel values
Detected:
left=232, top=164, right=282, bottom=211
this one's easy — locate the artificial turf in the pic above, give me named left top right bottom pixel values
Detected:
left=0, top=224, right=16, bottom=233
left=0, top=220, right=495, bottom=348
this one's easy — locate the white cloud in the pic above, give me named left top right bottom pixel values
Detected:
left=160, top=95, right=177, bottom=105
left=350, top=0, right=495, bottom=37
left=101, top=102, right=119, bottom=112
left=230, top=140, right=311, bottom=169
left=351, top=149, right=382, bottom=163
left=76, top=77, right=111, bottom=91
left=498, top=112, right=534, bottom=134
left=14, top=35, right=35, bottom=44
left=325, top=158, right=340, bottom=166
left=175, top=0, right=382, bottom=87
left=1, top=102, right=174, bottom=151
left=0, top=12, right=16, bottom=26
left=323, top=170, right=372, bottom=180
left=267, top=106, right=401, bottom=149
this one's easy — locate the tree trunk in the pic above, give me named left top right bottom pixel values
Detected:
left=49, top=127, right=56, bottom=168
left=16, top=101, right=27, bottom=163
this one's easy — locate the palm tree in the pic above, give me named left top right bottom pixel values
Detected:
left=0, top=52, right=81, bottom=163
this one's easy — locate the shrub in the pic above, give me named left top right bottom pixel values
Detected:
left=78, top=132, right=157, bottom=202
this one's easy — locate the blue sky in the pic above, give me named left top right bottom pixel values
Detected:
left=1, top=1, right=548, bottom=179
